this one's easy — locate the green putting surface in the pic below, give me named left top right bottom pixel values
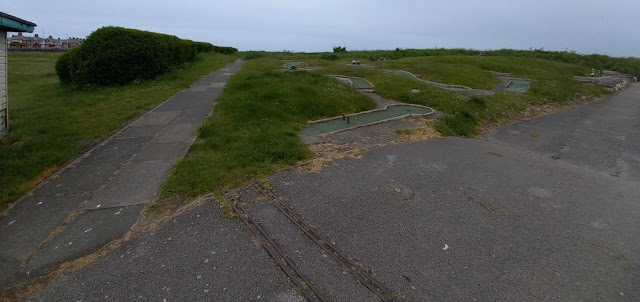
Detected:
left=301, top=105, right=433, bottom=135
left=348, top=77, right=374, bottom=89
left=505, top=79, right=531, bottom=93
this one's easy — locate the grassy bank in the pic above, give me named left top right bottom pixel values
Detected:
left=0, top=52, right=235, bottom=208
left=242, top=48, right=640, bottom=78
left=161, top=54, right=609, bottom=198
left=306, top=56, right=608, bottom=135
left=161, top=59, right=375, bottom=198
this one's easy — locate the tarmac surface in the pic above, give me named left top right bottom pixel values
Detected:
left=0, top=60, right=244, bottom=288
left=21, top=84, right=640, bottom=300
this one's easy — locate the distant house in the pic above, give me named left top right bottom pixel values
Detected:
left=9, top=32, right=83, bottom=50
left=0, top=12, right=36, bottom=139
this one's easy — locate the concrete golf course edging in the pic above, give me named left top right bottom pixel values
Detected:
left=303, top=104, right=435, bottom=135
left=393, top=69, right=474, bottom=90
left=329, top=75, right=375, bottom=91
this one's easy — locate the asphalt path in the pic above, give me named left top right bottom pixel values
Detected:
left=27, top=84, right=640, bottom=301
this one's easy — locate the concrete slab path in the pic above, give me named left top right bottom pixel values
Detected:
left=0, top=60, right=244, bottom=288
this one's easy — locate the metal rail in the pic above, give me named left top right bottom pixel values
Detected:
left=220, top=189, right=326, bottom=302
left=251, top=181, right=397, bottom=302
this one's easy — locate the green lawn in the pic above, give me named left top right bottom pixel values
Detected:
left=161, top=58, right=375, bottom=198
left=0, top=52, right=235, bottom=208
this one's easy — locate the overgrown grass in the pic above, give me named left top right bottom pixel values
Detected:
left=161, top=59, right=375, bottom=198
left=307, top=56, right=608, bottom=135
left=239, top=48, right=640, bottom=77
left=435, top=111, right=477, bottom=137
left=0, top=52, right=235, bottom=208
left=379, top=56, right=500, bottom=89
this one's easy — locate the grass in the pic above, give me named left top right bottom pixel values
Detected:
left=240, top=48, right=640, bottom=78
left=0, top=52, right=236, bottom=208
left=4, top=48, right=626, bottom=207
left=435, top=111, right=477, bottom=137
left=161, top=59, right=375, bottom=198
left=302, top=56, right=608, bottom=136
left=379, top=56, right=500, bottom=89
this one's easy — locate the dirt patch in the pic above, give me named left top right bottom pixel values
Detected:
left=299, top=148, right=364, bottom=173
left=299, top=117, right=441, bottom=173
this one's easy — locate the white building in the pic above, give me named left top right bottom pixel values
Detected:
left=0, top=12, right=36, bottom=139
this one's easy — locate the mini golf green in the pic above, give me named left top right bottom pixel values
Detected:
left=505, top=79, right=531, bottom=93
left=348, top=77, right=374, bottom=89
left=301, top=104, right=434, bottom=136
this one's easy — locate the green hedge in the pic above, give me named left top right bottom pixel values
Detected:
left=213, top=46, right=238, bottom=55
left=56, top=26, right=237, bottom=86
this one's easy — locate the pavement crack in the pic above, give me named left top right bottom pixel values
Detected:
left=21, top=209, right=87, bottom=267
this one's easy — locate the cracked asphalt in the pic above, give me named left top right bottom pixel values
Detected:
left=25, top=84, right=640, bottom=301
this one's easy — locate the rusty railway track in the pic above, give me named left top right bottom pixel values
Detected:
left=251, top=181, right=397, bottom=302
left=220, top=189, right=326, bottom=302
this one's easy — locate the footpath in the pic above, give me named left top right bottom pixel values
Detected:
left=0, top=60, right=244, bottom=288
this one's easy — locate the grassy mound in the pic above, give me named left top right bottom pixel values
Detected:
left=162, top=59, right=376, bottom=197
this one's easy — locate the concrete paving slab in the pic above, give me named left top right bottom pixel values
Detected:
left=153, top=98, right=188, bottom=112
left=37, top=164, right=119, bottom=195
left=187, top=85, right=209, bottom=92
left=130, top=111, right=179, bottom=126
left=0, top=195, right=87, bottom=260
left=0, top=195, right=86, bottom=286
left=174, top=109, right=212, bottom=123
left=152, top=122, right=198, bottom=144
left=133, top=142, right=190, bottom=163
left=28, top=201, right=300, bottom=302
left=80, top=137, right=151, bottom=166
left=154, top=93, right=210, bottom=112
left=23, top=205, right=145, bottom=278
left=1, top=60, right=245, bottom=290
left=116, top=124, right=166, bottom=139
left=83, top=161, right=174, bottom=209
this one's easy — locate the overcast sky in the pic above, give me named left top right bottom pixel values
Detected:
left=4, top=0, right=639, bottom=57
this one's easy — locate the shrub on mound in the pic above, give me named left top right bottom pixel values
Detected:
left=56, top=26, right=233, bottom=86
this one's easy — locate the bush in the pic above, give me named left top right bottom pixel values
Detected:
left=213, top=46, right=238, bottom=55
left=55, top=48, right=78, bottom=83
left=244, top=52, right=264, bottom=60
left=55, top=26, right=234, bottom=86
left=333, top=46, right=347, bottom=53
left=435, top=111, right=477, bottom=137
left=320, top=53, right=338, bottom=60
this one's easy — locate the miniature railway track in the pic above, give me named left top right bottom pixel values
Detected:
left=220, top=189, right=327, bottom=302
left=251, top=181, right=398, bottom=302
